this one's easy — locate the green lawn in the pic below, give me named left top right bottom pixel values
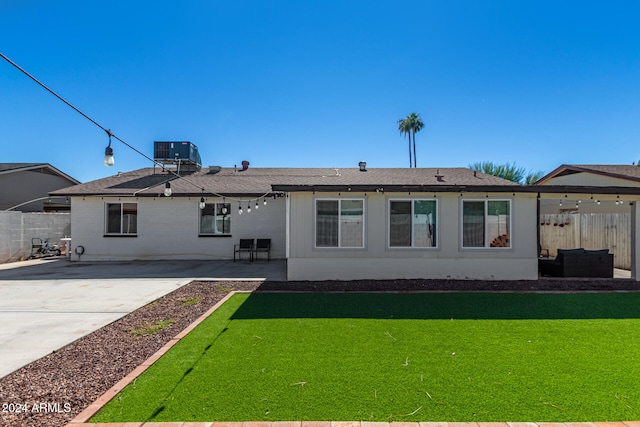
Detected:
left=92, top=292, right=640, bottom=423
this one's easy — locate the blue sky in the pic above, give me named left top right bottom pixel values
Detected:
left=1, top=1, right=639, bottom=183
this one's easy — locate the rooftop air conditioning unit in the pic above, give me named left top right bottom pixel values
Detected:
left=153, top=141, right=202, bottom=173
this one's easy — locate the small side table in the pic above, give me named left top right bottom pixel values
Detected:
left=60, top=237, right=72, bottom=258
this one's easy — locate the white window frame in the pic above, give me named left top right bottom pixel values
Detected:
left=104, top=202, right=138, bottom=236
left=387, top=198, right=438, bottom=249
left=461, top=198, right=512, bottom=249
left=314, top=198, right=365, bottom=248
left=199, top=202, right=232, bottom=236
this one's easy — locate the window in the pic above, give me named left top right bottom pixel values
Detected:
left=315, top=199, right=364, bottom=248
left=389, top=199, right=437, bottom=247
left=462, top=199, right=511, bottom=248
left=106, top=202, right=137, bottom=235
left=200, top=203, right=231, bottom=235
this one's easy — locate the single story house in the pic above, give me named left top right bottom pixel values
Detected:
left=51, top=162, right=640, bottom=281
left=0, top=163, right=79, bottom=211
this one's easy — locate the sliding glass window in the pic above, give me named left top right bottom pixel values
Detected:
left=462, top=199, right=511, bottom=248
left=315, top=199, right=364, bottom=248
left=389, top=199, right=437, bottom=247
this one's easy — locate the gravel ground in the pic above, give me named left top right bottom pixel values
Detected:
left=0, top=278, right=638, bottom=427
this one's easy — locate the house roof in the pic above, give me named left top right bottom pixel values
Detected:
left=535, top=164, right=640, bottom=185
left=0, top=163, right=80, bottom=184
left=50, top=166, right=520, bottom=197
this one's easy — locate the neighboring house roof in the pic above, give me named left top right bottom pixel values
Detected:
left=0, top=163, right=80, bottom=185
left=50, top=166, right=519, bottom=197
left=535, top=164, right=640, bottom=185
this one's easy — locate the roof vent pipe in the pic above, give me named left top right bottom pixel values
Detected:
left=241, top=160, right=250, bottom=171
left=358, top=161, right=367, bottom=171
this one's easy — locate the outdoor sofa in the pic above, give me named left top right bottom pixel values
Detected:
left=538, top=248, right=613, bottom=278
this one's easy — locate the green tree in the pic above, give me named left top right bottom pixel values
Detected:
left=524, top=170, right=545, bottom=185
left=469, top=161, right=544, bottom=184
left=398, top=112, right=425, bottom=168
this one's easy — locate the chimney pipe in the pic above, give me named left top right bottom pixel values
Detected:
left=358, top=161, right=367, bottom=171
left=241, top=160, right=250, bottom=171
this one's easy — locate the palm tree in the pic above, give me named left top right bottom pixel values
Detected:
left=397, top=117, right=412, bottom=167
left=524, top=170, right=545, bottom=185
left=409, top=113, right=424, bottom=168
left=398, top=112, right=424, bottom=168
left=469, top=161, right=545, bottom=184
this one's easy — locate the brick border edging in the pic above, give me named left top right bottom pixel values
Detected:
left=65, top=291, right=241, bottom=426
left=64, top=419, right=640, bottom=427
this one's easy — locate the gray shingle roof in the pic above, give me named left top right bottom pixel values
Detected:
left=0, top=163, right=44, bottom=173
left=50, top=166, right=519, bottom=197
left=0, top=163, right=80, bottom=184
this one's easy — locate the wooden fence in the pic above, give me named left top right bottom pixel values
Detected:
left=539, top=213, right=631, bottom=269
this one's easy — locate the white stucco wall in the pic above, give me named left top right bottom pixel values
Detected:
left=68, top=196, right=286, bottom=261
left=542, top=173, right=640, bottom=187
left=286, top=192, right=539, bottom=280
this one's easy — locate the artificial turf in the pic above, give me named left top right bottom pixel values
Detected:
left=91, top=292, right=640, bottom=423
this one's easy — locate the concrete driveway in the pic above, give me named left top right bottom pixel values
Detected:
left=0, top=258, right=286, bottom=379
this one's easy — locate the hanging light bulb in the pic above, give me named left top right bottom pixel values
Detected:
left=103, top=131, right=114, bottom=167
left=255, top=200, right=259, bottom=210
left=199, top=196, right=206, bottom=210
left=247, top=203, right=251, bottom=213
left=263, top=198, right=267, bottom=206
left=238, top=203, right=243, bottom=215
left=164, top=181, right=172, bottom=197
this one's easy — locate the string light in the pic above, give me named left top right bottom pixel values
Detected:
left=238, top=203, right=243, bottom=215
left=247, top=203, right=251, bottom=213
left=199, top=196, right=206, bottom=210
left=0, top=53, right=271, bottom=204
left=103, top=130, right=114, bottom=166
left=255, top=200, right=259, bottom=210
left=2, top=52, right=291, bottom=215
